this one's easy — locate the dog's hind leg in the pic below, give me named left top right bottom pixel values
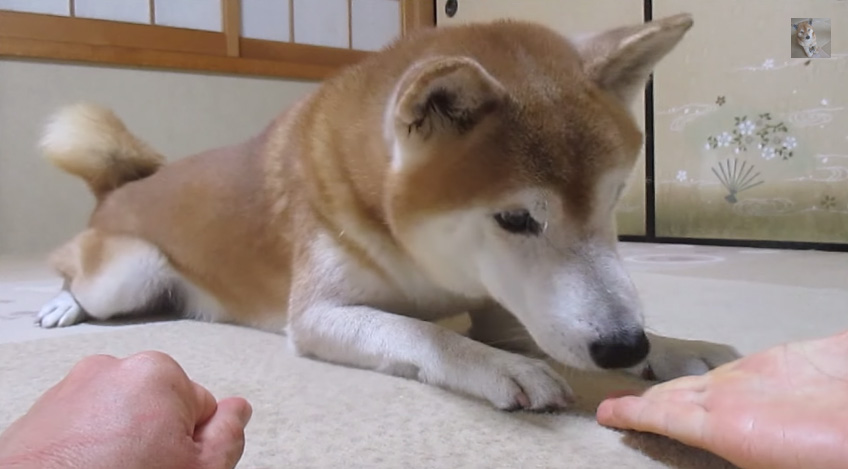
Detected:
left=37, top=229, right=185, bottom=328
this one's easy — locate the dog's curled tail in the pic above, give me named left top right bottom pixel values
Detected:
left=40, top=102, right=165, bottom=199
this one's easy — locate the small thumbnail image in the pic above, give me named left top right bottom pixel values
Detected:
left=791, top=18, right=831, bottom=58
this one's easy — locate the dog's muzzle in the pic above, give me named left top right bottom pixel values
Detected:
left=589, top=329, right=650, bottom=369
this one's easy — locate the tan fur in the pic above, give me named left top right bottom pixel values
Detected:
left=40, top=103, right=165, bottom=199
left=38, top=15, right=741, bottom=410
left=795, top=19, right=817, bottom=58
left=50, top=230, right=172, bottom=319
left=38, top=19, right=680, bottom=326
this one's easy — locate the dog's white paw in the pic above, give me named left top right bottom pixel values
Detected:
left=36, top=291, right=87, bottom=328
left=444, top=352, right=574, bottom=411
left=645, top=334, right=741, bottom=381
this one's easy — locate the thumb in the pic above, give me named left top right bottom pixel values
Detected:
left=195, top=397, right=253, bottom=469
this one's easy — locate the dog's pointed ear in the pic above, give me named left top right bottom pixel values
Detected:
left=390, top=56, right=506, bottom=144
left=793, top=22, right=799, bottom=30
left=809, top=18, right=813, bottom=25
left=577, top=13, right=693, bottom=105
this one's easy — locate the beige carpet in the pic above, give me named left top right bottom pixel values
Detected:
left=2, top=243, right=848, bottom=468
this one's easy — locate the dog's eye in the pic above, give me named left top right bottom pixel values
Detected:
left=493, top=210, right=542, bottom=236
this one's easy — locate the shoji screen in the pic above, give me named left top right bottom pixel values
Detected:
left=0, top=0, right=402, bottom=50
left=0, top=0, right=224, bottom=30
left=653, top=0, right=848, bottom=243
left=0, top=0, right=408, bottom=80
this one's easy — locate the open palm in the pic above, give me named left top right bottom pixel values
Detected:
left=597, top=331, right=848, bottom=469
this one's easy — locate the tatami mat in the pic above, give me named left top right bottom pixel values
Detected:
left=2, top=243, right=847, bottom=468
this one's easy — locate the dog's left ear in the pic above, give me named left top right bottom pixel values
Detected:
left=577, top=13, right=694, bottom=105
left=809, top=18, right=813, bottom=26
left=391, top=56, right=506, bottom=143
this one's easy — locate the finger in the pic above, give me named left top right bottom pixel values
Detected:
left=604, top=389, right=641, bottom=400
left=67, top=354, right=119, bottom=379
left=653, top=388, right=704, bottom=405
left=119, top=352, right=218, bottom=431
left=641, top=374, right=708, bottom=397
left=44, top=354, right=119, bottom=398
left=596, top=395, right=710, bottom=450
left=191, top=381, right=219, bottom=427
left=195, top=397, right=253, bottom=469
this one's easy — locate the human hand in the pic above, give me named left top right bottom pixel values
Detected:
left=597, top=331, right=848, bottom=469
left=0, top=351, right=252, bottom=469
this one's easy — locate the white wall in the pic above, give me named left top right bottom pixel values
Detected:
left=0, top=59, right=318, bottom=257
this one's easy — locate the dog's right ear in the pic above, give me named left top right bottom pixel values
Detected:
left=577, top=13, right=693, bottom=105
left=390, top=56, right=506, bottom=145
left=793, top=22, right=799, bottom=30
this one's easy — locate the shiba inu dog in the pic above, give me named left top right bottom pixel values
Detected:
left=36, top=14, right=739, bottom=410
left=794, top=19, right=817, bottom=57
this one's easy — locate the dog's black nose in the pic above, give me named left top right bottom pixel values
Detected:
left=806, top=35, right=811, bottom=39
left=589, top=330, right=650, bottom=369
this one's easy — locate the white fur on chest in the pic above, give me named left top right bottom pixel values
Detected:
left=306, top=231, right=483, bottom=321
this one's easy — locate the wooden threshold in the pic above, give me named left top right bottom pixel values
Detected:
left=0, top=37, right=350, bottom=80
left=0, top=10, right=225, bottom=56
left=239, top=38, right=370, bottom=68
left=0, top=4, right=425, bottom=80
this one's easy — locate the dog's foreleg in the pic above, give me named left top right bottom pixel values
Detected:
left=287, top=304, right=573, bottom=410
left=631, top=332, right=742, bottom=381
left=467, top=304, right=544, bottom=357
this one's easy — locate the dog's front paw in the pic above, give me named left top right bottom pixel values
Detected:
left=644, top=334, right=741, bottom=381
left=36, top=291, right=87, bottom=328
left=485, top=356, right=575, bottom=411
left=443, top=351, right=574, bottom=411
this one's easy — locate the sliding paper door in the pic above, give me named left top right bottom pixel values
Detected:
left=653, top=0, right=848, bottom=243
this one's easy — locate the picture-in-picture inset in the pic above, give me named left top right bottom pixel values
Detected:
left=791, top=17, right=831, bottom=58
